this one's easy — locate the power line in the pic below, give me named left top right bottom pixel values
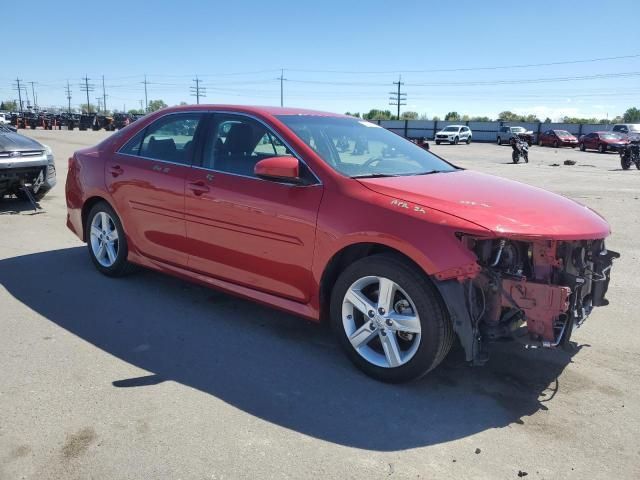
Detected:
left=190, top=76, right=206, bottom=104
left=285, top=53, right=640, bottom=74
left=389, top=75, right=406, bottom=120
left=102, top=75, right=108, bottom=113
left=28, top=81, right=38, bottom=111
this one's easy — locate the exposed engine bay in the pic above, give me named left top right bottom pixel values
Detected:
left=437, top=237, right=619, bottom=364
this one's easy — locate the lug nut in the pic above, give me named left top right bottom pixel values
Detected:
left=380, top=330, right=387, bottom=336
left=368, top=310, right=375, bottom=318
left=385, top=319, right=393, bottom=327
left=378, top=307, right=385, bottom=315
left=369, top=322, right=375, bottom=330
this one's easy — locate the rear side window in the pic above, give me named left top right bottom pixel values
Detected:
left=121, top=113, right=204, bottom=164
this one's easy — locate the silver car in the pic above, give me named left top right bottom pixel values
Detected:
left=0, top=124, right=56, bottom=200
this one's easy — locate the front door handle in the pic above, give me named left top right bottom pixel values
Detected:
left=188, top=180, right=210, bottom=196
left=109, top=165, right=124, bottom=177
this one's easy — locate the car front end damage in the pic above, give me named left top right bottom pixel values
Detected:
left=435, top=236, right=619, bottom=364
left=0, top=146, right=56, bottom=199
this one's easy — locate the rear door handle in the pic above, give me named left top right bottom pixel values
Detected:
left=109, top=165, right=124, bottom=177
left=188, top=180, right=210, bottom=196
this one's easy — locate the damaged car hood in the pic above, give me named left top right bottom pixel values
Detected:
left=358, top=170, right=610, bottom=240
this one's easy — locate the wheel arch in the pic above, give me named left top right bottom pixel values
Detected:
left=80, top=196, right=114, bottom=242
left=318, top=242, right=439, bottom=323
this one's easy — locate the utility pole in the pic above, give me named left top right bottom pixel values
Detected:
left=142, top=75, right=149, bottom=112
left=28, top=81, right=37, bottom=111
left=389, top=75, right=406, bottom=120
left=96, top=97, right=102, bottom=113
left=139, top=99, right=144, bottom=111
left=13, top=78, right=24, bottom=113
left=190, top=76, right=206, bottom=104
left=79, top=76, right=94, bottom=114
left=102, top=75, right=108, bottom=113
left=277, top=68, right=287, bottom=107
left=65, top=81, right=72, bottom=114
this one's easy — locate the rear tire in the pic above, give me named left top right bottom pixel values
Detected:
left=621, top=156, right=631, bottom=170
left=598, top=144, right=606, bottom=153
left=85, top=202, right=135, bottom=277
left=330, top=254, right=453, bottom=383
left=435, top=140, right=441, bottom=145
left=453, top=136, right=459, bottom=145
left=579, top=143, right=586, bottom=151
left=497, top=137, right=502, bottom=145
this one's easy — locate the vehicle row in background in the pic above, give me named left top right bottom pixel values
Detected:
left=579, top=132, right=629, bottom=153
left=5, top=112, right=144, bottom=131
left=497, top=126, right=534, bottom=146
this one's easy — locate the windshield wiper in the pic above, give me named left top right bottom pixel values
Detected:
left=351, top=173, right=402, bottom=178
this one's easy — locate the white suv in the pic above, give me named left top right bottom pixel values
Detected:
left=0, top=113, right=10, bottom=125
left=434, top=125, right=472, bottom=144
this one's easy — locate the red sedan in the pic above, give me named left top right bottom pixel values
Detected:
left=579, top=131, right=629, bottom=153
left=538, top=129, right=578, bottom=148
left=66, top=105, right=618, bottom=383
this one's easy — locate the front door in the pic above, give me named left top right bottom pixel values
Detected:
left=185, top=113, right=323, bottom=302
left=106, top=112, right=204, bottom=266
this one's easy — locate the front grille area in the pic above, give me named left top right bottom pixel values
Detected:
left=0, top=150, right=45, bottom=158
left=0, top=166, right=46, bottom=188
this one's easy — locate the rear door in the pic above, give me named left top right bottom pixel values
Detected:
left=106, top=112, right=205, bottom=266
left=184, top=113, right=323, bottom=302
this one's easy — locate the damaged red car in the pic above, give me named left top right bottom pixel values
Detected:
left=66, top=106, right=619, bottom=383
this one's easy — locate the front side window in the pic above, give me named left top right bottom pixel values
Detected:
left=133, top=113, right=203, bottom=164
left=277, top=115, right=457, bottom=178
left=202, top=114, right=294, bottom=177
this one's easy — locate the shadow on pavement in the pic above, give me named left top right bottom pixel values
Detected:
left=0, top=247, right=581, bottom=451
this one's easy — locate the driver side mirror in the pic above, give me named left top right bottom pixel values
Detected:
left=254, top=156, right=303, bottom=184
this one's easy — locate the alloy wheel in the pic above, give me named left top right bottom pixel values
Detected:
left=341, top=276, right=421, bottom=368
left=90, top=211, right=119, bottom=267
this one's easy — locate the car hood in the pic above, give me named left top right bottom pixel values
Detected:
left=0, top=131, right=45, bottom=152
left=357, top=170, right=610, bottom=240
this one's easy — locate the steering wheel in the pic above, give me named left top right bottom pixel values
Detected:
left=362, top=156, right=384, bottom=169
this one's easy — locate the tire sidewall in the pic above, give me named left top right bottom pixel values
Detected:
left=329, top=254, right=449, bottom=383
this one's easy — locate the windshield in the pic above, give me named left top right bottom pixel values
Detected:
left=555, top=130, right=571, bottom=136
left=511, top=127, right=526, bottom=133
left=442, top=126, right=459, bottom=132
left=601, top=133, right=623, bottom=140
left=277, top=116, right=457, bottom=178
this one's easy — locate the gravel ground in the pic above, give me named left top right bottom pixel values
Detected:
left=1, top=130, right=638, bottom=480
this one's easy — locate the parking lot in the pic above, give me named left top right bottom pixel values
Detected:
left=1, top=130, right=639, bottom=479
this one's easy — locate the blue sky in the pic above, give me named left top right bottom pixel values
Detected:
left=3, top=0, right=639, bottom=119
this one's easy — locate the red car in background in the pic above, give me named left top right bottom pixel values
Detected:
left=65, top=105, right=619, bottom=383
left=579, top=131, right=629, bottom=153
left=538, top=129, right=579, bottom=148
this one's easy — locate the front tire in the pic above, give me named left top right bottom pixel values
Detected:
left=598, top=144, right=606, bottom=153
left=86, top=202, right=135, bottom=277
left=330, top=254, right=453, bottom=383
left=553, top=140, right=559, bottom=148
left=497, top=136, right=502, bottom=145
left=579, top=143, right=586, bottom=151
left=435, top=140, right=441, bottom=145
left=453, top=136, right=459, bottom=145
left=512, top=151, right=520, bottom=163
left=466, top=136, right=471, bottom=144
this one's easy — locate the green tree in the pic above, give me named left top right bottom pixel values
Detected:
left=401, top=111, right=419, bottom=120
left=543, top=117, right=552, bottom=123
left=469, top=116, right=492, bottom=122
left=179, top=101, right=188, bottom=106
left=80, top=104, right=97, bottom=114
left=524, top=114, right=540, bottom=122
left=127, top=109, right=144, bottom=115
left=363, top=109, right=393, bottom=120
left=623, top=107, right=640, bottom=123
left=444, top=111, right=460, bottom=121
left=147, top=99, right=168, bottom=112
left=345, top=111, right=361, bottom=118
left=432, top=115, right=441, bottom=121
left=1, top=100, right=18, bottom=111
left=498, top=111, right=520, bottom=122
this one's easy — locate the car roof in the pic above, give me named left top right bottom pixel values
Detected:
left=151, top=104, right=349, bottom=118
